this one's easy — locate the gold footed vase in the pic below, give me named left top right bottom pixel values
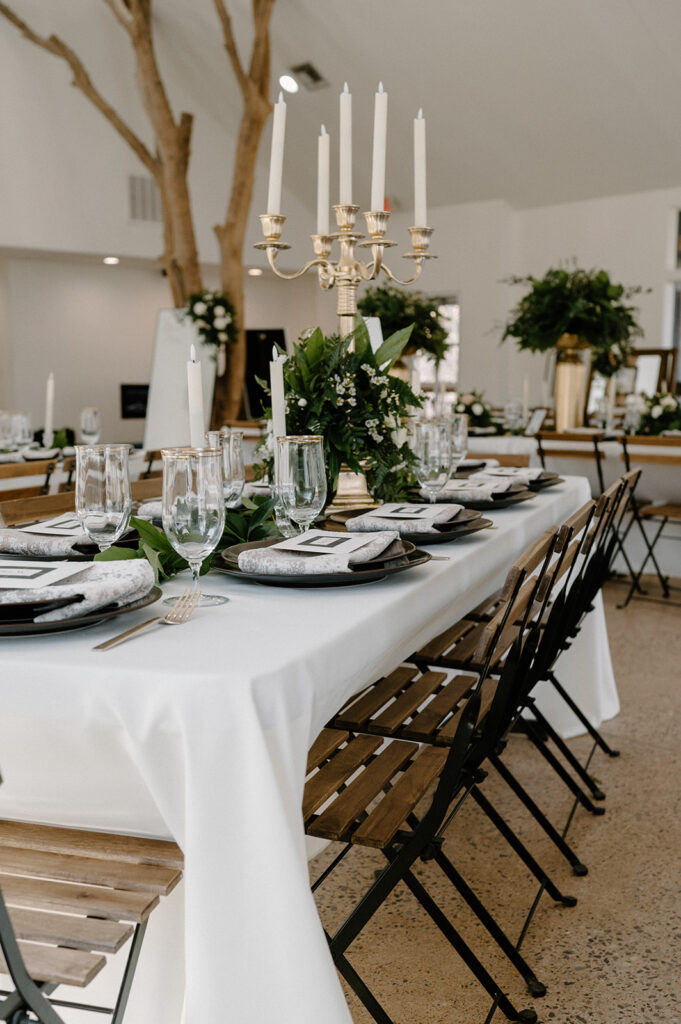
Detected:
left=553, top=334, right=590, bottom=432
left=326, top=462, right=378, bottom=511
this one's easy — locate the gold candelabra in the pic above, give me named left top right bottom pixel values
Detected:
left=255, top=205, right=436, bottom=338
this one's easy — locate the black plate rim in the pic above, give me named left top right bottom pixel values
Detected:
left=0, top=586, right=162, bottom=637
left=214, top=545, right=431, bottom=588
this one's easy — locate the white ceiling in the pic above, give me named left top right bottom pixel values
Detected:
left=151, top=0, right=681, bottom=215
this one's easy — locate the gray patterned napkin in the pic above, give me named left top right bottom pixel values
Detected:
left=345, top=504, right=463, bottom=534
left=425, top=477, right=512, bottom=502
left=470, top=467, right=543, bottom=485
left=237, top=531, right=399, bottom=575
left=0, top=528, right=89, bottom=557
left=0, top=561, right=155, bottom=622
left=136, top=500, right=162, bottom=521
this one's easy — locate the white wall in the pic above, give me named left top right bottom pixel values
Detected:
left=0, top=254, right=323, bottom=443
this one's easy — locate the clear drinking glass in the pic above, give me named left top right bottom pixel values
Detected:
left=11, top=412, right=32, bottom=447
left=80, top=407, right=101, bottom=445
left=276, top=436, right=327, bottom=531
left=161, top=447, right=227, bottom=607
left=412, top=420, right=453, bottom=502
left=222, top=430, right=245, bottom=508
left=450, top=413, right=468, bottom=472
left=75, top=444, right=132, bottom=551
left=0, top=411, right=11, bottom=448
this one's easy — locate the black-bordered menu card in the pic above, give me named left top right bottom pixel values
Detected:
left=273, top=530, right=377, bottom=557
left=0, top=560, right=87, bottom=590
left=364, top=503, right=454, bottom=521
left=21, top=513, right=84, bottom=537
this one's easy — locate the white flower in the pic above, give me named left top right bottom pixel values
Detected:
left=348, top=397, right=357, bottom=406
left=651, top=404, right=663, bottom=419
left=297, top=397, right=307, bottom=407
left=213, top=305, right=226, bottom=316
left=392, top=427, right=408, bottom=447
left=662, top=394, right=677, bottom=409
left=218, top=332, right=227, bottom=341
left=611, top=344, right=622, bottom=357
left=456, top=403, right=465, bottom=413
left=214, top=317, right=229, bottom=330
left=461, top=393, right=475, bottom=405
left=471, top=402, right=484, bottom=416
left=192, top=301, right=207, bottom=315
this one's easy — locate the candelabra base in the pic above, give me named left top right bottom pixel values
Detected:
left=327, top=462, right=379, bottom=512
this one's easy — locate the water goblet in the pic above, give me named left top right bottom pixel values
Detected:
left=75, top=444, right=132, bottom=551
left=222, top=430, right=245, bottom=508
left=276, top=436, right=327, bottom=532
left=161, top=447, right=227, bottom=607
left=412, top=420, right=453, bottom=502
left=450, top=413, right=468, bottom=472
left=80, top=407, right=101, bottom=445
left=11, top=412, right=32, bottom=448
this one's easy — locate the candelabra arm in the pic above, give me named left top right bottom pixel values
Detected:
left=262, top=246, right=332, bottom=281
left=379, top=259, right=426, bottom=287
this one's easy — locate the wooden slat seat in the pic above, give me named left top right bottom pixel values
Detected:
left=638, top=502, right=681, bottom=519
left=0, top=819, right=183, bottom=997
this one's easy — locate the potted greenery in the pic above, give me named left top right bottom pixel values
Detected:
left=358, top=284, right=450, bottom=365
left=257, top=318, right=421, bottom=503
left=502, top=266, right=646, bottom=429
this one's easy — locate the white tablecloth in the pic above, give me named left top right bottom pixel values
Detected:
left=0, top=476, right=617, bottom=1024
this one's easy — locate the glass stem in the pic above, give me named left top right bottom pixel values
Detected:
left=189, top=562, right=201, bottom=591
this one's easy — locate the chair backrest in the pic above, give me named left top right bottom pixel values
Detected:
left=0, top=490, right=75, bottom=526
left=620, top=434, right=681, bottom=468
left=471, top=451, right=530, bottom=468
left=536, top=431, right=605, bottom=492
left=0, top=459, right=56, bottom=499
left=142, top=450, right=163, bottom=480
left=57, top=457, right=76, bottom=493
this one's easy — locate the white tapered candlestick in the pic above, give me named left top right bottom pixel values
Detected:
left=187, top=344, right=205, bottom=448
left=370, top=82, right=388, bottom=212
left=267, top=91, right=287, bottom=215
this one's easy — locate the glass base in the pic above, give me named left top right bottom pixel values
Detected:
left=162, top=592, right=229, bottom=608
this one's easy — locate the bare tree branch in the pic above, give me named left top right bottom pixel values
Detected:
left=213, top=0, right=248, bottom=96
left=248, top=0, right=274, bottom=91
left=0, top=1, right=158, bottom=176
left=102, top=0, right=134, bottom=35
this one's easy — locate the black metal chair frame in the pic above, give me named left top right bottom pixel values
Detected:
left=617, top=439, right=674, bottom=604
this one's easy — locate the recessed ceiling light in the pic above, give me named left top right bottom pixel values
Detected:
left=248, top=267, right=264, bottom=277
left=279, top=74, right=298, bottom=94
left=103, top=256, right=120, bottom=265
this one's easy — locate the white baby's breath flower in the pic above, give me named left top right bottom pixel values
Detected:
left=651, top=404, right=663, bottom=419
left=192, top=301, right=207, bottom=315
left=471, top=402, right=484, bottom=416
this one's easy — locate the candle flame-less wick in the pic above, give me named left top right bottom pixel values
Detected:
left=272, top=345, right=278, bottom=361
left=278, top=91, right=283, bottom=104
left=417, top=107, right=423, bottom=119
left=378, top=82, right=384, bottom=93
left=321, top=124, right=327, bottom=135
left=190, top=344, right=197, bottom=362
left=343, top=82, right=349, bottom=93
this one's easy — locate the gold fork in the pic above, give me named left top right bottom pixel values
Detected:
left=93, top=587, right=200, bottom=651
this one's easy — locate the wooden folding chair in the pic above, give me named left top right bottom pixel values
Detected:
left=0, top=492, right=75, bottom=528
left=0, top=461, right=57, bottom=503
left=57, top=458, right=76, bottom=493
left=619, top=435, right=681, bottom=605
left=535, top=431, right=605, bottom=493
left=470, top=452, right=530, bottom=468
left=0, top=819, right=182, bottom=1024
left=141, top=451, right=162, bottom=481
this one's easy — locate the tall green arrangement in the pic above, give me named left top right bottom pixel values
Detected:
left=502, top=266, right=646, bottom=376
left=358, top=284, right=450, bottom=364
left=257, top=318, right=421, bottom=502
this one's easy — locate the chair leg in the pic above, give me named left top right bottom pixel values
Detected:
left=399, top=867, right=538, bottom=1023
left=489, top=754, right=588, bottom=876
left=528, top=703, right=605, bottom=799
left=469, top=786, right=577, bottom=907
left=111, top=921, right=148, bottom=1024
left=546, top=671, right=620, bottom=757
left=431, top=848, right=547, bottom=997
left=621, top=514, right=670, bottom=607
left=0, top=893, right=64, bottom=1024
left=524, top=721, right=606, bottom=816
left=330, top=937, right=395, bottom=1024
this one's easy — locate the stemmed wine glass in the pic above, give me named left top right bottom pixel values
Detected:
left=450, top=413, right=468, bottom=473
left=276, top=436, right=327, bottom=531
left=222, top=430, right=245, bottom=508
left=79, top=408, right=101, bottom=445
left=411, top=420, right=453, bottom=502
left=161, top=447, right=227, bottom=607
left=75, top=444, right=132, bottom=551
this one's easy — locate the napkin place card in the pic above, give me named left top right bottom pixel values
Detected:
left=364, top=503, right=449, bottom=521
left=273, top=529, right=375, bottom=557
left=0, top=559, right=88, bottom=590
left=21, top=513, right=84, bottom=537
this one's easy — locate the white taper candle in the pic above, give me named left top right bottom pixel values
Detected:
left=370, top=82, right=388, bottom=212
left=339, top=82, right=352, bottom=205
left=414, top=107, right=427, bottom=227
left=317, top=125, right=330, bottom=235
left=266, top=92, right=287, bottom=215
left=44, top=372, right=55, bottom=437
left=187, top=344, right=205, bottom=448
left=270, top=347, right=287, bottom=443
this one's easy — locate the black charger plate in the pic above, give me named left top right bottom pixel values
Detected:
left=215, top=539, right=431, bottom=588
left=324, top=507, right=493, bottom=546
left=0, top=586, right=162, bottom=637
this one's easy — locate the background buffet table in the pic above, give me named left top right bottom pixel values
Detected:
left=0, top=476, right=617, bottom=1024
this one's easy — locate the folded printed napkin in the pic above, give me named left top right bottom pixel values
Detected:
left=345, top=503, right=464, bottom=534
left=459, top=458, right=499, bottom=470
left=0, top=452, right=24, bottom=464
left=424, top=477, right=512, bottom=502
left=0, top=560, right=155, bottom=622
left=0, top=527, right=90, bottom=558
left=470, top=467, right=543, bottom=485
left=237, top=530, right=399, bottom=576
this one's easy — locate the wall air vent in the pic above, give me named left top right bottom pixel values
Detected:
left=128, top=175, right=163, bottom=223
left=289, top=61, right=329, bottom=90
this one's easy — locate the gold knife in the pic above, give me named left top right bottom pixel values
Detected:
left=93, top=616, right=164, bottom=651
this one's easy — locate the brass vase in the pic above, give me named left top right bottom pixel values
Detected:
left=326, top=461, right=378, bottom=511
left=553, top=334, right=590, bottom=432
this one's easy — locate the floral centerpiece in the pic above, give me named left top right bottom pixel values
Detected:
left=357, top=284, right=450, bottom=364
left=502, top=266, right=646, bottom=376
left=185, top=290, right=238, bottom=350
left=257, top=319, right=421, bottom=502
left=454, top=391, right=499, bottom=431
left=635, top=392, right=681, bottom=435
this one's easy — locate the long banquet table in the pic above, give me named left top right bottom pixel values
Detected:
left=0, top=475, right=618, bottom=1024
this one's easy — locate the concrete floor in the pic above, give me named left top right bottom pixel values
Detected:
left=311, top=580, right=681, bottom=1024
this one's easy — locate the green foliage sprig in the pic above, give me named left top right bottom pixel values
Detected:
left=95, top=498, right=279, bottom=582
left=186, top=290, right=238, bottom=349
left=358, top=284, right=450, bottom=364
left=257, top=318, right=421, bottom=502
left=635, top=392, right=681, bottom=436
left=502, top=266, right=647, bottom=377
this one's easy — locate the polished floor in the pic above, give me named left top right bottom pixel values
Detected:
left=311, top=580, right=681, bottom=1024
